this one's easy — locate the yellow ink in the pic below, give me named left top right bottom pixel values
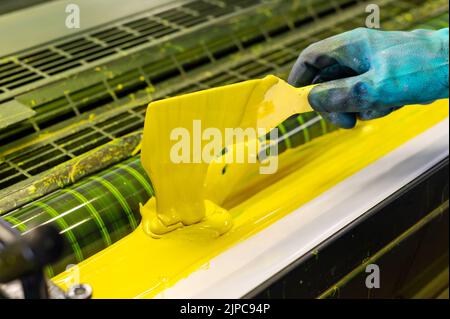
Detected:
left=52, top=76, right=448, bottom=298
left=131, top=141, right=142, bottom=156
left=140, top=75, right=315, bottom=237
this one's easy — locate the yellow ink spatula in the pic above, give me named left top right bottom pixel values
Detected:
left=140, top=75, right=316, bottom=237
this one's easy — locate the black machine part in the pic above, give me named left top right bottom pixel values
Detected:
left=0, top=220, right=68, bottom=298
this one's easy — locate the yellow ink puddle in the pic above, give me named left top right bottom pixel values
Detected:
left=52, top=77, right=448, bottom=298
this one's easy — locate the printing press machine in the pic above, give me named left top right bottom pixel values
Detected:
left=0, top=0, right=448, bottom=299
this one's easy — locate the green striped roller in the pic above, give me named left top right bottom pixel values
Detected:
left=2, top=157, right=153, bottom=276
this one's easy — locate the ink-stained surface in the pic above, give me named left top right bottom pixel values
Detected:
left=53, top=99, right=448, bottom=298
left=0, top=131, right=142, bottom=215
left=3, top=111, right=331, bottom=276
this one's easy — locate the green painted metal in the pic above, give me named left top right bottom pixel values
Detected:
left=0, top=100, right=35, bottom=129
left=0, top=131, right=142, bottom=215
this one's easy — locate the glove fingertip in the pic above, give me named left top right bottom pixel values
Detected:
left=358, top=108, right=399, bottom=121
left=288, top=62, right=318, bottom=87
left=321, top=112, right=357, bottom=129
left=308, top=84, right=329, bottom=112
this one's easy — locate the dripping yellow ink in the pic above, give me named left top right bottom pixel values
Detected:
left=140, top=76, right=314, bottom=237
left=52, top=90, right=448, bottom=298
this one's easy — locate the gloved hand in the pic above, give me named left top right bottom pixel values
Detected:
left=288, top=27, right=449, bottom=129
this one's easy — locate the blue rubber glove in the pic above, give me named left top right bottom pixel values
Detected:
left=288, top=27, right=449, bottom=129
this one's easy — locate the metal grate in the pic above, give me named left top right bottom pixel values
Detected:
left=0, top=0, right=360, bottom=146
left=0, top=0, right=448, bottom=193
left=0, top=0, right=264, bottom=98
